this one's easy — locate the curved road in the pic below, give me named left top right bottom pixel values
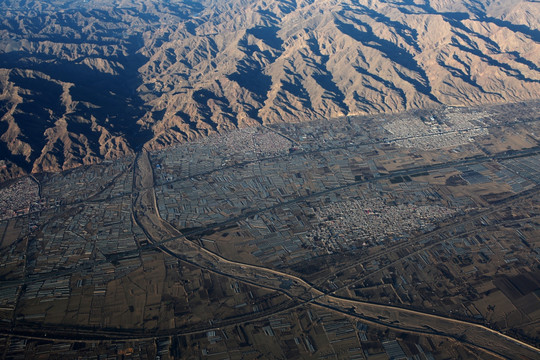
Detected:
left=130, top=150, right=540, bottom=359
left=2, top=144, right=539, bottom=359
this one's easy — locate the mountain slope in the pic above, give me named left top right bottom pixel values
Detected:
left=1, top=0, right=539, bottom=179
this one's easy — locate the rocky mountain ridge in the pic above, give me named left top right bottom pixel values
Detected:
left=0, top=0, right=539, bottom=180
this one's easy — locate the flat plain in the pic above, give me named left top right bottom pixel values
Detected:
left=0, top=101, right=539, bottom=359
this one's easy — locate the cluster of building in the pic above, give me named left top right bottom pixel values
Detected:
left=348, top=196, right=540, bottom=333
left=382, top=111, right=489, bottom=150
left=38, top=157, right=133, bottom=207
left=0, top=176, right=41, bottom=221
left=306, top=194, right=459, bottom=252
left=191, top=126, right=293, bottom=158
left=268, top=115, right=373, bottom=152
left=153, top=126, right=293, bottom=185
left=150, top=105, right=539, bottom=271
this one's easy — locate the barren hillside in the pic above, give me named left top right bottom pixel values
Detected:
left=1, top=0, right=539, bottom=180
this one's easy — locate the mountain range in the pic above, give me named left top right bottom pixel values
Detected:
left=0, top=0, right=539, bottom=180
